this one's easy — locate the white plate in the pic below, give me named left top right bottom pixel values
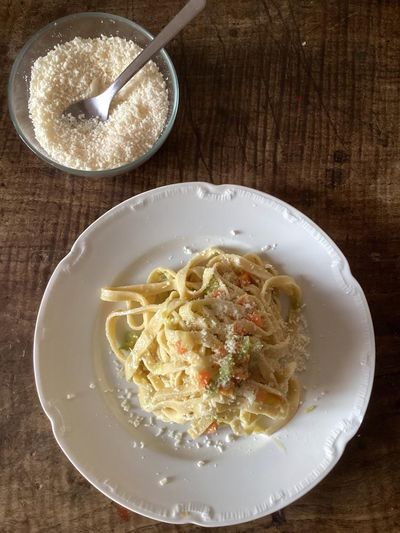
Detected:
left=34, top=183, right=375, bottom=527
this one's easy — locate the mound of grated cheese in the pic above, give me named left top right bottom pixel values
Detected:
left=29, top=36, right=169, bottom=170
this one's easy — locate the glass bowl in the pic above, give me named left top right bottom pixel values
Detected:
left=8, top=12, right=179, bottom=177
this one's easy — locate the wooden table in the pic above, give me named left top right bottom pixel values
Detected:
left=1, top=1, right=399, bottom=531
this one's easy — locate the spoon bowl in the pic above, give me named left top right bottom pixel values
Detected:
left=64, top=0, right=205, bottom=122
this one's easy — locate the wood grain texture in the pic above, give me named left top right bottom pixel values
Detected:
left=1, top=0, right=399, bottom=531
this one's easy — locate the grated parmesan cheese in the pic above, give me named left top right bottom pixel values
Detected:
left=225, top=433, right=234, bottom=443
left=29, top=36, right=169, bottom=170
left=154, top=427, right=164, bottom=437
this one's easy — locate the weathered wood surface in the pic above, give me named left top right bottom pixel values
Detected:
left=1, top=0, right=399, bottom=531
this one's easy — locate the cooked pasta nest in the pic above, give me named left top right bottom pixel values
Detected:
left=101, top=248, right=309, bottom=438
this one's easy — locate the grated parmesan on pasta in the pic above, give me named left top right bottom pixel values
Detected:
left=28, top=36, right=169, bottom=170
left=101, top=248, right=310, bottom=439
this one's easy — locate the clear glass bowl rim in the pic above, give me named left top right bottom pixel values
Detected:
left=8, top=11, right=180, bottom=177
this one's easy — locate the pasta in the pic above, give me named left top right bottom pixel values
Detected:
left=100, top=248, right=309, bottom=438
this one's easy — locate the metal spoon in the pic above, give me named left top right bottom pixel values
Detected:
left=64, top=0, right=206, bottom=121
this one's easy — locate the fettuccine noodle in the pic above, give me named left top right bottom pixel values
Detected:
left=101, top=248, right=309, bottom=438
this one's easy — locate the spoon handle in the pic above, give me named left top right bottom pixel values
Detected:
left=108, top=0, right=206, bottom=97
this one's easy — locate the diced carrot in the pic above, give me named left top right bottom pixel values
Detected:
left=175, top=340, right=187, bottom=355
left=210, top=290, right=223, bottom=298
left=198, top=369, right=212, bottom=388
left=206, top=421, right=218, bottom=434
left=247, top=312, right=263, bottom=327
left=239, top=271, right=252, bottom=287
